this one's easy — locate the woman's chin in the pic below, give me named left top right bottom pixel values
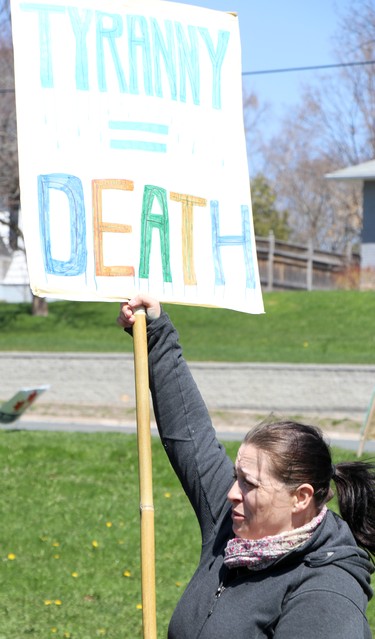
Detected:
left=232, top=523, right=249, bottom=539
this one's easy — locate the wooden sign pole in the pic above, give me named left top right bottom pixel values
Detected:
left=132, top=307, right=157, bottom=639
left=357, top=388, right=375, bottom=457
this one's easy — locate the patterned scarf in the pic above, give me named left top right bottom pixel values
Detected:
left=224, top=506, right=327, bottom=571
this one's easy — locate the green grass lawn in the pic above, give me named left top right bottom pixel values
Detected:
left=0, top=430, right=373, bottom=639
left=0, top=290, right=374, bottom=636
left=0, top=290, right=375, bottom=362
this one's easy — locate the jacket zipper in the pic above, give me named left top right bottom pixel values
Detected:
left=207, top=582, right=226, bottom=617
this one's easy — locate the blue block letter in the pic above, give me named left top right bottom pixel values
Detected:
left=210, top=200, right=255, bottom=288
left=96, top=11, right=127, bottom=92
left=68, top=8, right=93, bottom=90
left=20, top=3, right=66, bottom=88
left=38, top=173, right=87, bottom=276
left=198, top=28, right=230, bottom=109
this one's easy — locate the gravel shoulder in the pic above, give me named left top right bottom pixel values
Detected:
left=1, top=352, right=372, bottom=442
left=21, top=402, right=364, bottom=442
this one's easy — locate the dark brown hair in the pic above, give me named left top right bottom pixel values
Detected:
left=244, top=419, right=375, bottom=554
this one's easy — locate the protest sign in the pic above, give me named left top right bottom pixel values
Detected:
left=0, top=386, right=49, bottom=424
left=11, top=0, right=263, bottom=314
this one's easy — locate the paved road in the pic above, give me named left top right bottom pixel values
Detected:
left=1, top=352, right=375, bottom=451
left=1, top=351, right=374, bottom=416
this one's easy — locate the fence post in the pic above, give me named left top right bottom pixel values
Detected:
left=345, top=243, right=352, bottom=265
left=307, top=239, right=313, bottom=291
left=267, top=231, right=275, bottom=291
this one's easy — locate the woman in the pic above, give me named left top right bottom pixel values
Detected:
left=117, top=295, right=375, bottom=639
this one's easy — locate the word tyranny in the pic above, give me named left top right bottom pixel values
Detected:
left=21, top=3, right=232, bottom=108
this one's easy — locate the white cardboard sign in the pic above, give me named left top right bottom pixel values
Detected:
left=11, top=0, right=264, bottom=314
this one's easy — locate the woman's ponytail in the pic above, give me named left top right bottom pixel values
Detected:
left=333, top=461, right=375, bottom=554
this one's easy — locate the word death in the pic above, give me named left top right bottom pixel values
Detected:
left=21, top=3, right=230, bottom=108
left=38, top=174, right=256, bottom=288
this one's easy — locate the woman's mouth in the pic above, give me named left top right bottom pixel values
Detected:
left=231, top=510, right=245, bottom=521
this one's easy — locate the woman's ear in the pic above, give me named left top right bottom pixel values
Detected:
left=292, top=483, right=314, bottom=513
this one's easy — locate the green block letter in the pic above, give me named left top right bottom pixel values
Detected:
left=139, top=185, right=172, bottom=282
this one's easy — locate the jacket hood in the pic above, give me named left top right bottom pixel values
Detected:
left=303, top=510, right=374, bottom=600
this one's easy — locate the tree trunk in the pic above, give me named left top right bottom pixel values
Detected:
left=32, top=294, right=48, bottom=316
left=9, top=203, right=19, bottom=250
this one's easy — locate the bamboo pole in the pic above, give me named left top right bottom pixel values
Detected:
left=357, top=388, right=375, bottom=458
left=132, top=307, right=157, bottom=639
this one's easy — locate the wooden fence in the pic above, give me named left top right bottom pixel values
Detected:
left=256, top=232, right=360, bottom=292
left=0, top=230, right=362, bottom=300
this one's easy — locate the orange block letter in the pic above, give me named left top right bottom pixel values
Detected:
left=93, top=179, right=134, bottom=276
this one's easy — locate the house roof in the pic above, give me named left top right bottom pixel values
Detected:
left=326, top=159, right=375, bottom=181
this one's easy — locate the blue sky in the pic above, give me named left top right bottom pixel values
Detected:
left=170, top=0, right=353, bottom=123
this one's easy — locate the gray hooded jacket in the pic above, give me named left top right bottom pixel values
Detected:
left=145, top=311, right=373, bottom=639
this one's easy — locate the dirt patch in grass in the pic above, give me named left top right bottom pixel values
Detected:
left=208, top=409, right=363, bottom=438
left=25, top=403, right=363, bottom=439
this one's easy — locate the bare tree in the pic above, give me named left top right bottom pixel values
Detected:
left=0, top=0, right=10, bottom=38
left=248, top=0, right=375, bottom=252
left=0, top=47, right=20, bottom=250
left=332, top=0, right=375, bottom=159
left=0, top=0, right=20, bottom=248
left=0, top=0, right=48, bottom=314
left=263, top=108, right=362, bottom=251
left=242, top=88, right=272, bottom=178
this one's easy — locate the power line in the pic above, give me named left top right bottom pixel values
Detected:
left=242, top=59, right=375, bottom=76
left=0, top=59, right=374, bottom=93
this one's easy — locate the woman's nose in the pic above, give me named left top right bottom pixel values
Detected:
left=227, top=480, right=242, bottom=503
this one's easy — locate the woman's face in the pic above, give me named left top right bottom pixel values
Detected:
left=227, top=443, right=296, bottom=540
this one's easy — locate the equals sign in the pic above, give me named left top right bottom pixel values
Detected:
left=109, top=121, right=169, bottom=153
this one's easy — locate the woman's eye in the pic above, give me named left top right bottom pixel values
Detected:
left=232, top=470, right=257, bottom=489
left=241, top=478, right=257, bottom=489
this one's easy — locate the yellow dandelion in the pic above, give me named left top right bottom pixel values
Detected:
left=123, top=570, right=131, bottom=578
left=175, top=581, right=182, bottom=587
left=54, top=599, right=62, bottom=606
left=71, top=571, right=79, bottom=578
left=52, top=542, right=60, bottom=548
left=303, top=341, right=309, bottom=348
left=105, top=521, right=112, bottom=528
left=44, top=600, right=53, bottom=606
left=63, top=632, right=71, bottom=638
left=53, top=554, right=60, bottom=559
left=50, top=628, right=57, bottom=634
left=97, top=629, right=106, bottom=636
left=92, top=540, right=99, bottom=548
left=164, top=492, right=171, bottom=498
left=7, top=553, right=16, bottom=560
left=136, top=603, right=143, bottom=610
